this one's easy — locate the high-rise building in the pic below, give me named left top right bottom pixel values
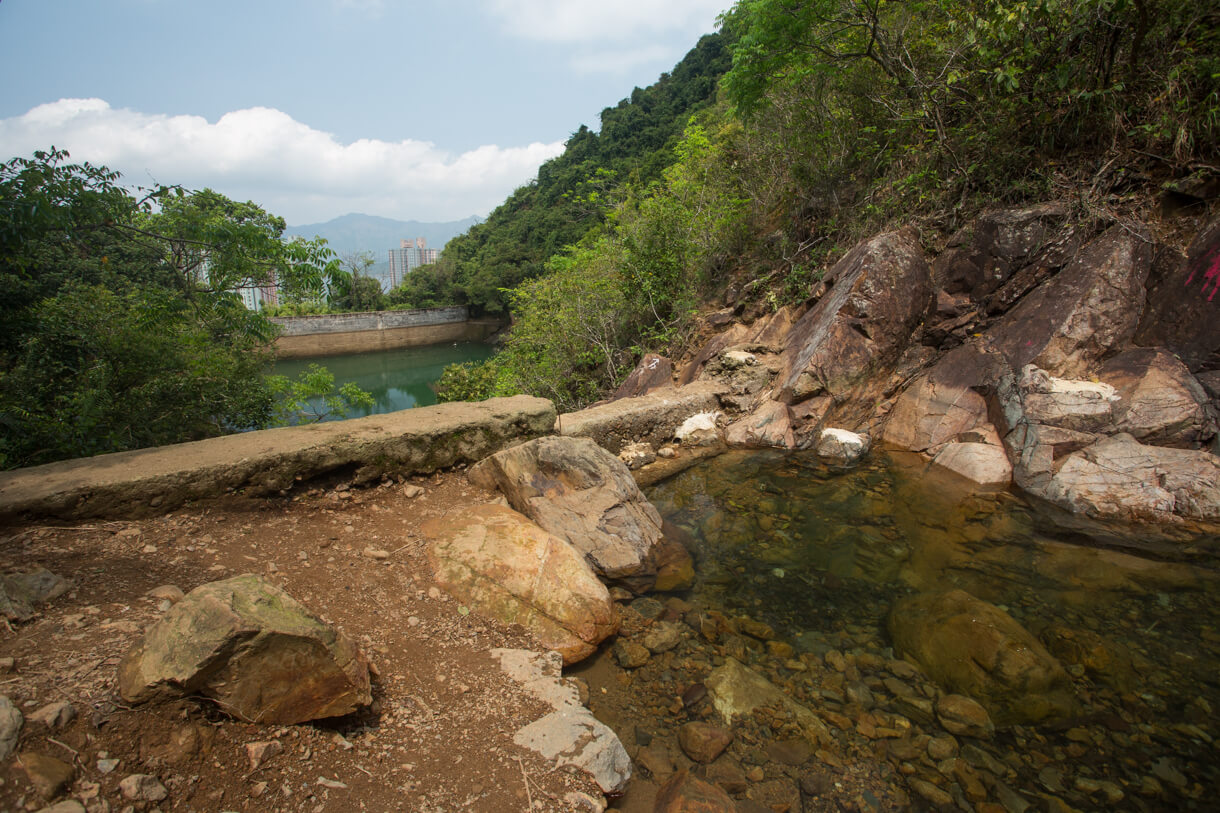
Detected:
left=387, top=237, right=439, bottom=288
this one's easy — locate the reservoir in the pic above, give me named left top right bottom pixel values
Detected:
left=270, top=341, right=495, bottom=420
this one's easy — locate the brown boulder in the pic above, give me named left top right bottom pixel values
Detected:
left=724, top=400, right=796, bottom=449
left=889, top=590, right=1075, bottom=726
left=469, top=436, right=665, bottom=591
left=425, top=505, right=618, bottom=664
left=990, top=225, right=1151, bottom=377
left=118, top=574, right=371, bottom=725
left=655, top=769, right=738, bottom=812
left=1098, top=348, right=1216, bottom=447
left=880, top=345, right=1001, bottom=453
left=776, top=228, right=932, bottom=402
left=614, top=354, right=674, bottom=399
left=677, top=722, right=733, bottom=763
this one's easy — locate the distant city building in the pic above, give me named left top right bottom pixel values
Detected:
left=239, top=277, right=279, bottom=310
left=387, top=237, right=438, bottom=288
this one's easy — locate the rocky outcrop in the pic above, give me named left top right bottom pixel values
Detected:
left=930, top=440, right=1012, bottom=488
left=889, top=590, right=1075, bottom=726
left=468, top=436, right=665, bottom=591
left=118, top=575, right=371, bottom=725
left=724, top=400, right=795, bottom=449
left=1098, top=348, right=1216, bottom=446
left=424, top=505, right=618, bottom=664
left=1134, top=215, right=1220, bottom=371
left=776, top=228, right=933, bottom=403
left=990, top=225, right=1151, bottom=377
left=0, top=395, right=557, bottom=522
left=880, top=345, right=1000, bottom=453
left=491, top=648, right=631, bottom=795
left=611, top=353, right=673, bottom=399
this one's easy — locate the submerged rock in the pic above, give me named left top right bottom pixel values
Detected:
left=654, top=769, right=738, bottom=812
left=704, top=657, right=829, bottom=744
left=424, top=504, right=619, bottom=665
left=118, top=574, right=371, bottom=725
left=468, top=435, right=666, bottom=591
left=815, top=427, right=871, bottom=464
left=491, top=648, right=631, bottom=795
left=888, top=589, right=1075, bottom=725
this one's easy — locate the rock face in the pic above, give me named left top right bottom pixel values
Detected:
left=611, top=353, right=673, bottom=399
left=491, top=648, right=631, bottom=795
left=469, top=436, right=665, bottom=591
left=933, top=204, right=1072, bottom=300
left=930, top=441, right=1012, bottom=488
left=724, top=400, right=795, bottom=449
left=118, top=574, right=371, bottom=725
left=880, top=345, right=999, bottom=453
left=424, top=504, right=618, bottom=664
left=776, top=228, right=932, bottom=402
left=990, top=225, right=1151, bottom=377
left=1135, top=215, right=1220, bottom=371
left=1098, top=348, right=1216, bottom=446
left=889, top=590, right=1075, bottom=726
left=1045, top=434, right=1220, bottom=523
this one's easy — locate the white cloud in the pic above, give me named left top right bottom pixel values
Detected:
left=570, top=45, right=677, bottom=76
left=484, top=0, right=728, bottom=43
left=0, top=99, right=565, bottom=224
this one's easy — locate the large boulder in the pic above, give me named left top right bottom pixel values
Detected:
left=468, top=436, right=665, bottom=591
left=1098, top=347, right=1216, bottom=447
left=930, top=441, right=1012, bottom=488
left=1045, top=434, right=1220, bottom=523
left=880, top=345, right=1000, bottom=453
left=724, top=400, right=796, bottom=449
left=889, top=590, right=1075, bottom=726
left=776, top=228, right=932, bottom=402
left=118, top=575, right=371, bottom=725
left=492, top=648, right=631, bottom=795
left=990, top=225, right=1151, bottom=377
left=424, top=505, right=618, bottom=664
left=1134, top=215, right=1220, bottom=371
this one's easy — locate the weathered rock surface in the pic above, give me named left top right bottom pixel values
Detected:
left=705, top=657, right=829, bottom=744
left=557, top=382, right=727, bottom=454
left=814, top=427, right=870, bottom=464
left=611, top=353, right=673, bottom=399
left=0, top=395, right=557, bottom=522
left=930, top=441, right=1012, bottom=487
left=933, top=204, right=1071, bottom=299
left=677, top=722, right=733, bottom=763
left=1134, top=215, right=1220, bottom=371
left=617, top=442, right=657, bottom=470
left=935, top=694, right=996, bottom=739
left=654, top=769, right=738, bottom=812
left=725, top=400, right=795, bottom=449
left=776, top=228, right=933, bottom=402
left=424, top=504, right=618, bottom=664
left=675, top=412, right=724, bottom=447
left=889, top=590, right=1075, bottom=725
left=0, top=696, right=22, bottom=761
left=990, top=225, right=1151, bottom=377
left=1098, top=348, right=1216, bottom=446
left=118, top=574, right=371, bottom=725
left=18, top=753, right=74, bottom=800
left=0, top=568, right=70, bottom=621
left=1044, top=434, right=1220, bottom=523
left=491, top=648, right=631, bottom=795
left=468, top=436, right=665, bottom=590
left=880, top=345, right=1000, bottom=453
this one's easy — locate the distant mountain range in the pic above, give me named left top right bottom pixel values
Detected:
left=284, top=213, right=480, bottom=257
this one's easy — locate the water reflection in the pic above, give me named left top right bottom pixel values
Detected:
left=269, top=342, right=494, bottom=421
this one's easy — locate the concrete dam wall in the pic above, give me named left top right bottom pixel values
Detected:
left=271, top=307, right=502, bottom=358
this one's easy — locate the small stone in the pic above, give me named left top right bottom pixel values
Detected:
left=678, top=722, right=733, bottom=763
left=0, top=657, right=14, bottom=672
left=363, top=547, right=390, bottom=560
left=246, top=740, right=283, bottom=770
left=746, top=766, right=765, bottom=782
left=636, top=744, right=675, bottom=781
left=613, top=640, right=650, bottom=669
left=141, top=544, right=158, bottom=554
left=96, top=758, right=120, bottom=775
left=20, top=753, right=75, bottom=799
left=642, top=622, right=682, bottom=654
left=765, top=738, right=813, bottom=766
left=706, top=761, right=748, bottom=794
left=936, top=694, right=995, bottom=739
left=33, top=802, right=86, bottom=813
left=908, top=778, right=953, bottom=807
left=316, top=776, right=348, bottom=789
left=0, top=696, right=23, bottom=761
left=403, top=484, right=425, bottom=498
left=28, top=701, right=75, bottom=730
left=845, top=680, right=876, bottom=709
left=738, top=617, right=774, bottom=641
left=1151, top=757, right=1187, bottom=788
left=927, top=736, right=958, bottom=761
left=657, top=446, right=678, bottom=459
left=119, top=773, right=168, bottom=802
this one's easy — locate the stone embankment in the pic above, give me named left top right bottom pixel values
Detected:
left=271, top=306, right=502, bottom=358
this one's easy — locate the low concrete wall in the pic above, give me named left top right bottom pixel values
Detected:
left=271, top=307, right=503, bottom=358
left=0, top=396, right=556, bottom=523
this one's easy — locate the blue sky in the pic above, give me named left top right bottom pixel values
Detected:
left=0, top=0, right=728, bottom=224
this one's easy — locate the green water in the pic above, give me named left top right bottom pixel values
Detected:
left=270, top=341, right=494, bottom=421
left=630, top=449, right=1220, bottom=810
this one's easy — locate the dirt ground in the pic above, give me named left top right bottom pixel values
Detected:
left=0, top=468, right=608, bottom=813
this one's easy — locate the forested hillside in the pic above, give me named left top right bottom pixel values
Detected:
left=435, top=0, right=1219, bottom=410
left=388, top=33, right=733, bottom=314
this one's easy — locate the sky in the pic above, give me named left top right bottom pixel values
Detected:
left=0, top=0, right=728, bottom=226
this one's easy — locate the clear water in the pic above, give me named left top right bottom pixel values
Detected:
left=639, top=449, right=1220, bottom=809
left=269, top=341, right=494, bottom=421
